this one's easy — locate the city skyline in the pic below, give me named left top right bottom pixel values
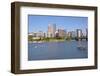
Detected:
left=28, top=15, right=88, bottom=61
left=28, top=24, right=88, bottom=40
left=28, top=15, right=88, bottom=34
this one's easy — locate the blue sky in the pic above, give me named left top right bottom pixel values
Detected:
left=28, top=15, right=88, bottom=33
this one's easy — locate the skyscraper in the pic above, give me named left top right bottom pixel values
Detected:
left=47, top=24, right=56, bottom=38
left=71, top=31, right=76, bottom=38
left=58, top=29, right=66, bottom=38
left=76, top=29, right=82, bottom=39
left=67, top=32, right=72, bottom=38
left=86, top=28, right=88, bottom=40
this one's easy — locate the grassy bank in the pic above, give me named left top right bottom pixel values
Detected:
left=28, top=37, right=74, bottom=43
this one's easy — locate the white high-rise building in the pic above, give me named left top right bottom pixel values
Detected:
left=76, top=29, right=82, bottom=38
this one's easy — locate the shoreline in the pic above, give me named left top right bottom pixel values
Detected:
left=28, top=40, right=80, bottom=43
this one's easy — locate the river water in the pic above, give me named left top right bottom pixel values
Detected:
left=28, top=40, right=88, bottom=61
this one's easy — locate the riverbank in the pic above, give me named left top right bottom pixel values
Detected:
left=28, top=39, right=76, bottom=43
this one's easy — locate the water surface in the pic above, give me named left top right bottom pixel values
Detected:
left=28, top=40, right=88, bottom=61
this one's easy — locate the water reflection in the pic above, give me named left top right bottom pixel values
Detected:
left=28, top=40, right=88, bottom=61
left=77, top=40, right=88, bottom=51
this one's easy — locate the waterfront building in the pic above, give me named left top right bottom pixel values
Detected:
left=47, top=24, right=56, bottom=38
left=76, top=29, right=82, bottom=39
left=55, top=30, right=59, bottom=37
left=58, top=29, right=66, bottom=38
left=86, top=28, right=88, bottom=37
left=32, top=33, right=37, bottom=37
left=28, top=32, right=36, bottom=37
left=67, top=32, right=72, bottom=38
left=86, top=28, right=88, bottom=40
left=43, top=32, right=45, bottom=38
left=71, top=31, right=76, bottom=38
left=36, top=31, right=45, bottom=38
left=28, top=32, right=33, bottom=36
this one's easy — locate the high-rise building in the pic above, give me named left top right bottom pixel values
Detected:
left=55, top=30, right=59, bottom=37
left=67, top=32, right=72, bottom=38
left=71, top=31, right=76, bottom=38
left=58, top=29, right=66, bottom=38
left=86, top=28, right=88, bottom=40
left=37, top=31, right=45, bottom=38
left=76, top=29, right=82, bottom=38
left=47, top=24, right=56, bottom=38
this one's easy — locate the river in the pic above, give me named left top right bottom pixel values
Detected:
left=28, top=40, right=88, bottom=61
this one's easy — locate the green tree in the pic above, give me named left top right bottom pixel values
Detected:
left=28, top=35, right=33, bottom=41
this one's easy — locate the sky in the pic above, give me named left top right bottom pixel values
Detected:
left=28, top=15, right=88, bottom=34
